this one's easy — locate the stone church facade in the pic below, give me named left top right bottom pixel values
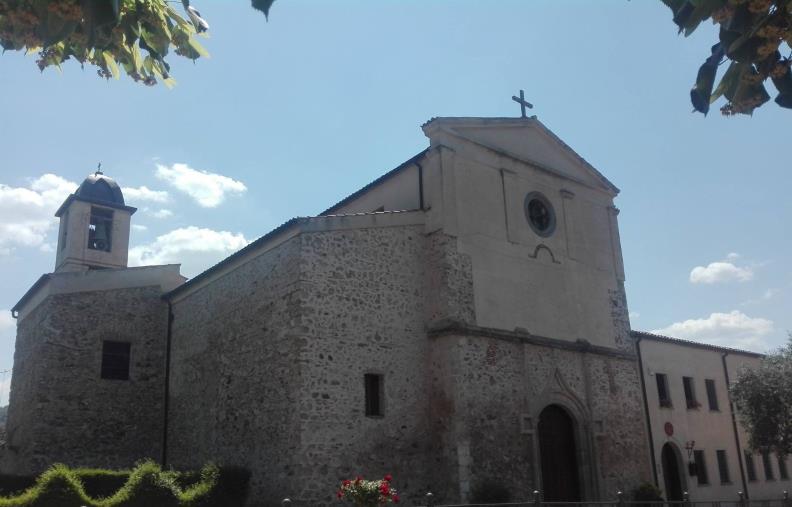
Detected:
left=4, top=115, right=697, bottom=505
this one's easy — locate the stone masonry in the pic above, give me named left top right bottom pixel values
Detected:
left=3, top=285, right=169, bottom=473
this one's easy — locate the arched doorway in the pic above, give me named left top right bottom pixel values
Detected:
left=538, top=404, right=581, bottom=501
left=661, top=443, right=684, bottom=501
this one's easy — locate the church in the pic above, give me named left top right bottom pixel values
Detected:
left=2, top=113, right=790, bottom=506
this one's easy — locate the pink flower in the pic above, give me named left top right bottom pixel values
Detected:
left=384, top=474, right=393, bottom=482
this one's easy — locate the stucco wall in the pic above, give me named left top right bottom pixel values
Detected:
left=2, top=285, right=168, bottom=474
left=639, top=339, right=791, bottom=501
left=420, top=122, right=629, bottom=352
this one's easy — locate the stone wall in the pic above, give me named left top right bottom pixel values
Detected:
left=429, top=328, right=651, bottom=502
left=291, top=224, right=441, bottom=506
left=166, top=234, right=305, bottom=506
left=2, top=285, right=168, bottom=473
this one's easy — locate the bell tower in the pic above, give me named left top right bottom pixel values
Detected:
left=54, top=169, right=137, bottom=272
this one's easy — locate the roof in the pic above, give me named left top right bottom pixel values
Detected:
left=55, top=172, right=137, bottom=217
left=320, top=149, right=428, bottom=215
left=422, top=116, right=620, bottom=195
left=11, top=274, right=50, bottom=316
left=631, top=330, right=764, bottom=358
left=164, top=217, right=309, bottom=300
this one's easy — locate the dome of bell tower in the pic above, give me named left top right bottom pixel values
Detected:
left=74, top=171, right=126, bottom=207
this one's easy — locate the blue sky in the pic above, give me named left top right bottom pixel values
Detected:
left=1, top=0, right=790, bottom=404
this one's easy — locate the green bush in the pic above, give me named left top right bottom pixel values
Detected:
left=72, top=469, right=130, bottom=500
left=632, top=482, right=664, bottom=502
left=0, top=461, right=249, bottom=507
left=0, top=475, right=36, bottom=497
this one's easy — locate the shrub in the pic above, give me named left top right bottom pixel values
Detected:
left=0, top=475, right=36, bottom=497
left=106, top=461, right=178, bottom=507
left=207, top=466, right=250, bottom=507
left=632, top=483, right=664, bottom=502
left=470, top=478, right=511, bottom=504
left=73, top=469, right=130, bottom=500
left=0, top=461, right=250, bottom=507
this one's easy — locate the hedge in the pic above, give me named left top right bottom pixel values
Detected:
left=0, top=461, right=250, bottom=507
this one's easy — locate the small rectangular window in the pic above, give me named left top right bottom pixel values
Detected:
left=88, top=206, right=113, bottom=252
left=705, top=379, right=719, bottom=411
left=61, top=210, right=69, bottom=251
left=762, top=452, right=775, bottom=480
left=716, top=450, right=731, bottom=484
left=746, top=452, right=757, bottom=482
left=656, top=373, right=672, bottom=408
left=683, top=376, right=698, bottom=409
left=778, top=457, right=789, bottom=480
left=101, top=341, right=130, bottom=380
left=694, top=450, right=709, bottom=485
left=364, top=373, right=383, bottom=417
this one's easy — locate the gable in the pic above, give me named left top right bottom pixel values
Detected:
left=423, top=117, right=618, bottom=195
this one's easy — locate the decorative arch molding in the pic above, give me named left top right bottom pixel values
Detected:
left=529, top=368, right=600, bottom=501
left=529, top=244, right=561, bottom=264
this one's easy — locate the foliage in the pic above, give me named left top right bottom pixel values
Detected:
left=470, top=478, right=511, bottom=504
left=661, top=0, right=792, bottom=115
left=336, top=474, right=400, bottom=506
left=0, top=0, right=275, bottom=87
left=731, top=336, right=792, bottom=458
left=631, top=482, right=664, bottom=501
left=0, top=461, right=250, bottom=507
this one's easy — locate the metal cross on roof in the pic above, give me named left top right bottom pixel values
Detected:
left=512, top=89, right=533, bottom=118
left=96, top=162, right=103, bottom=176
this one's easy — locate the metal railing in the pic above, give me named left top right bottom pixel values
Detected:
left=277, top=490, right=790, bottom=507
left=412, top=489, right=791, bottom=507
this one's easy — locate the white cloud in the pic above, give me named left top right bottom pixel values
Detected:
left=155, top=163, right=246, bottom=208
left=652, top=310, right=774, bottom=352
left=131, top=224, right=148, bottom=232
left=690, top=254, right=754, bottom=284
left=0, top=174, right=77, bottom=255
left=128, top=226, right=249, bottom=278
left=143, top=208, right=173, bottom=219
left=741, top=288, right=781, bottom=306
left=0, top=310, right=14, bottom=333
left=122, top=186, right=169, bottom=203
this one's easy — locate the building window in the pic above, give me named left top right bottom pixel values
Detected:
left=778, top=457, right=789, bottom=480
left=524, top=192, right=556, bottom=237
left=101, top=341, right=130, bottom=380
left=705, top=379, right=719, bottom=411
left=683, top=376, right=699, bottom=409
left=364, top=373, right=383, bottom=417
left=746, top=452, right=757, bottom=481
left=694, top=450, right=709, bottom=485
left=762, top=452, right=775, bottom=480
left=88, top=206, right=113, bottom=252
left=61, top=210, right=69, bottom=250
left=716, top=450, right=731, bottom=484
left=656, top=373, right=672, bottom=408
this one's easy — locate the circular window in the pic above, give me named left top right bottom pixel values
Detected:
left=524, top=192, right=556, bottom=237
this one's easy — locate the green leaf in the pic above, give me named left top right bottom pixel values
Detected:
left=102, top=50, right=120, bottom=79
left=132, top=44, right=143, bottom=74
left=710, top=62, right=743, bottom=103
left=683, top=0, right=726, bottom=37
left=252, top=0, right=276, bottom=19
left=188, top=36, right=209, bottom=58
